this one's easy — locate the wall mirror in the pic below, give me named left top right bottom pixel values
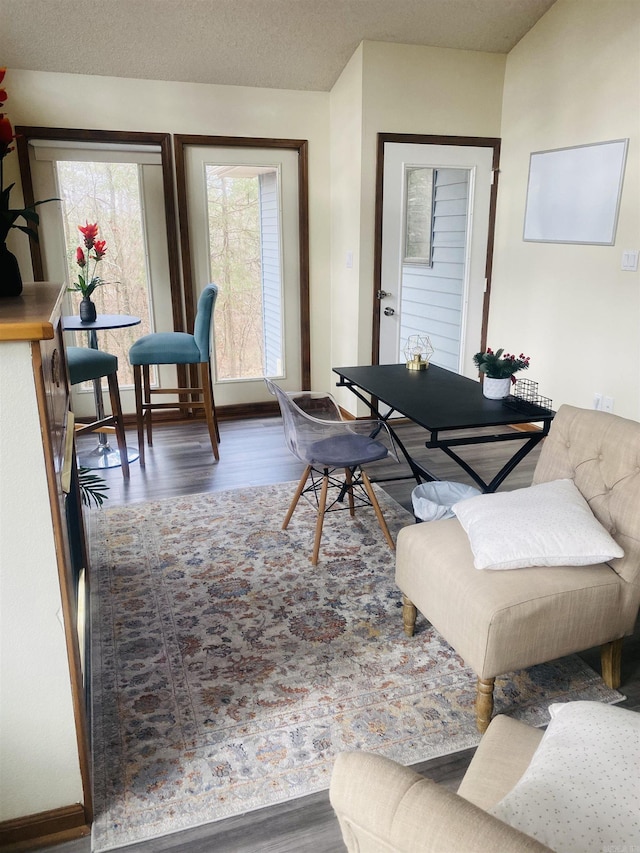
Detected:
left=523, top=139, right=628, bottom=245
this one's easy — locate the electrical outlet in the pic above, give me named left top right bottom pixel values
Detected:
left=602, top=396, right=614, bottom=413
left=593, top=393, right=602, bottom=410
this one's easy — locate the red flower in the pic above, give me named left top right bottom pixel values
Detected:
left=0, top=69, right=57, bottom=246
left=69, top=222, right=111, bottom=297
left=78, top=221, right=99, bottom=249
left=0, top=115, right=13, bottom=145
left=93, top=239, right=107, bottom=260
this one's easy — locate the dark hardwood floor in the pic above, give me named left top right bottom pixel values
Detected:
left=42, top=416, right=639, bottom=853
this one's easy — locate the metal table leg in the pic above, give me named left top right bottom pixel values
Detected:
left=76, top=328, right=139, bottom=470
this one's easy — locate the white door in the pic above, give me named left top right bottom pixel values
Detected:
left=183, top=145, right=302, bottom=407
left=28, top=142, right=173, bottom=418
left=378, top=142, right=495, bottom=379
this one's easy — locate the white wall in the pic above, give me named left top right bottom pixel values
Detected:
left=329, top=45, right=365, bottom=399
left=329, top=41, right=506, bottom=412
left=3, top=4, right=640, bottom=825
left=5, top=70, right=332, bottom=390
left=0, top=342, right=83, bottom=820
left=7, top=11, right=639, bottom=422
left=490, top=0, right=640, bottom=419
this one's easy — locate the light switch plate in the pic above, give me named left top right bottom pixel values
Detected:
left=621, top=249, right=639, bottom=271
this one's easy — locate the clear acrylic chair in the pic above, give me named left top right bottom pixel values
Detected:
left=266, top=378, right=398, bottom=565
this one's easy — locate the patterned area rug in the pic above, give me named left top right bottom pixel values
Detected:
left=90, top=483, right=623, bottom=851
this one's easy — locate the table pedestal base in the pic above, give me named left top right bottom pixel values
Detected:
left=77, top=443, right=139, bottom=470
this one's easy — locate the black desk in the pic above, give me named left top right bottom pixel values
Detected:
left=333, top=363, right=555, bottom=493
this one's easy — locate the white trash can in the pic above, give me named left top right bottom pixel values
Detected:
left=411, top=481, right=481, bottom=522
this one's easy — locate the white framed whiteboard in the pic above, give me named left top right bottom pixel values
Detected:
left=523, top=139, right=628, bottom=244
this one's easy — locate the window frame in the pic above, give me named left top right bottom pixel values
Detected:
left=173, top=134, right=310, bottom=399
left=15, top=127, right=182, bottom=333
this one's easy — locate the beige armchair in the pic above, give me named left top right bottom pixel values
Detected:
left=396, top=405, right=640, bottom=732
left=330, top=714, right=551, bottom=853
left=330, top=700, right=640, bottom=852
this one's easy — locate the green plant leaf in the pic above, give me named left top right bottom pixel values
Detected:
left=78, top=467, right=109, bottom=509
left=12, top=224, right=38, bottom=240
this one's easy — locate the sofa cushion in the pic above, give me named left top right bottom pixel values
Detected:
left=452, top=479, right=623, bottom=571
left=532, top=404, right=640, bottom=585
left=395, top=520, right=626, bottom=678
left=488, top=701, right=640, bottom=853
left=457, top=715, right=543, bottom=810
left=331, top=751, right=553, bottom=852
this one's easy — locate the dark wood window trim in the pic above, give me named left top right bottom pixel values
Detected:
left=173, top=134, right=310, bottom=391
left=15, top=127, right=183, bottom=334
left=373, top=133, right=501, bottom=364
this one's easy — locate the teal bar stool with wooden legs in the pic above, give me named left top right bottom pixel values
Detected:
left=66, top=346, right=130, bottom=479
left=128, top=283, right=220, bottom=467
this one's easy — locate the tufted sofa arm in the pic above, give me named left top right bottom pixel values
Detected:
left=330, top=750, right=552, bottom=852
left=532, top=404, right=640, bottom=587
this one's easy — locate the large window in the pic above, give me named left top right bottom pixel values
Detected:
left=177, top=138, right=307, bottom=409
left=19, top=129, right=308, bottom=416
left=56, top=160, right=153, bottom=387
left=18, top=129, right=178, bottom=417
left=205, top=165, right=283, bottom=381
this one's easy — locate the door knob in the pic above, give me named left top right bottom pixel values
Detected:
left=384, top=306, right=395, bottom=316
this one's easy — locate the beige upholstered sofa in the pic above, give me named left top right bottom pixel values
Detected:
left=330, top=714, right=551, bottom=852
left=330, top=700, right=640, bottom=852
left=395, top=405, right=640, bottom=731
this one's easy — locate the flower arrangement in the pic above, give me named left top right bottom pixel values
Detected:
left=68, top=222, right=110, bottom=298
left=0, top=67, right=56, bottom=246
left=473, top=347, right=530, bottom=382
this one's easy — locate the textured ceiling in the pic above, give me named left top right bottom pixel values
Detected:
left=0, top=0, right=557, bottom=92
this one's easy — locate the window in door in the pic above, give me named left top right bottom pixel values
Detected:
left=375, top=137, right=499, bottom=379
left=204, top=165, right=283, bottom=382
left=16, top=129, right=180, bottom=417
left=400, top=167, right=470, bottom=373
left=176, top=137, right=309, bottom=410
left=403, top=166, right=434, bottom=266
left=55, top=159, right=153, bottom=388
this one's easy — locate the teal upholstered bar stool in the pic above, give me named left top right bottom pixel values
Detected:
left=66, top=346, right=130, bottom=479
left=128, top=283, right=220, bottom=466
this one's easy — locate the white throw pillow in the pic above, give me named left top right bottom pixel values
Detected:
left=452, top=478, right=623, bottom=571
left=488, top=701, right=640, bottom=853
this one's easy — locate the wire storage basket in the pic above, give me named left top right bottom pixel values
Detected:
left=503, top=379, right=553, bottom=414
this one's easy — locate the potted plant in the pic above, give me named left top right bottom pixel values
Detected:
left=78, top=467, right=109, bottom=508
left=473, top=347, right=530, bottom=399
left=0, top=68, right=58, bottom=297
left=67, top=222, right=111, bottom=322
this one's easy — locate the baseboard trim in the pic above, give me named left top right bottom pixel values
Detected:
left=0, top=803, right=90, bottom=851
left=73, top=400, right=281, bottom=428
